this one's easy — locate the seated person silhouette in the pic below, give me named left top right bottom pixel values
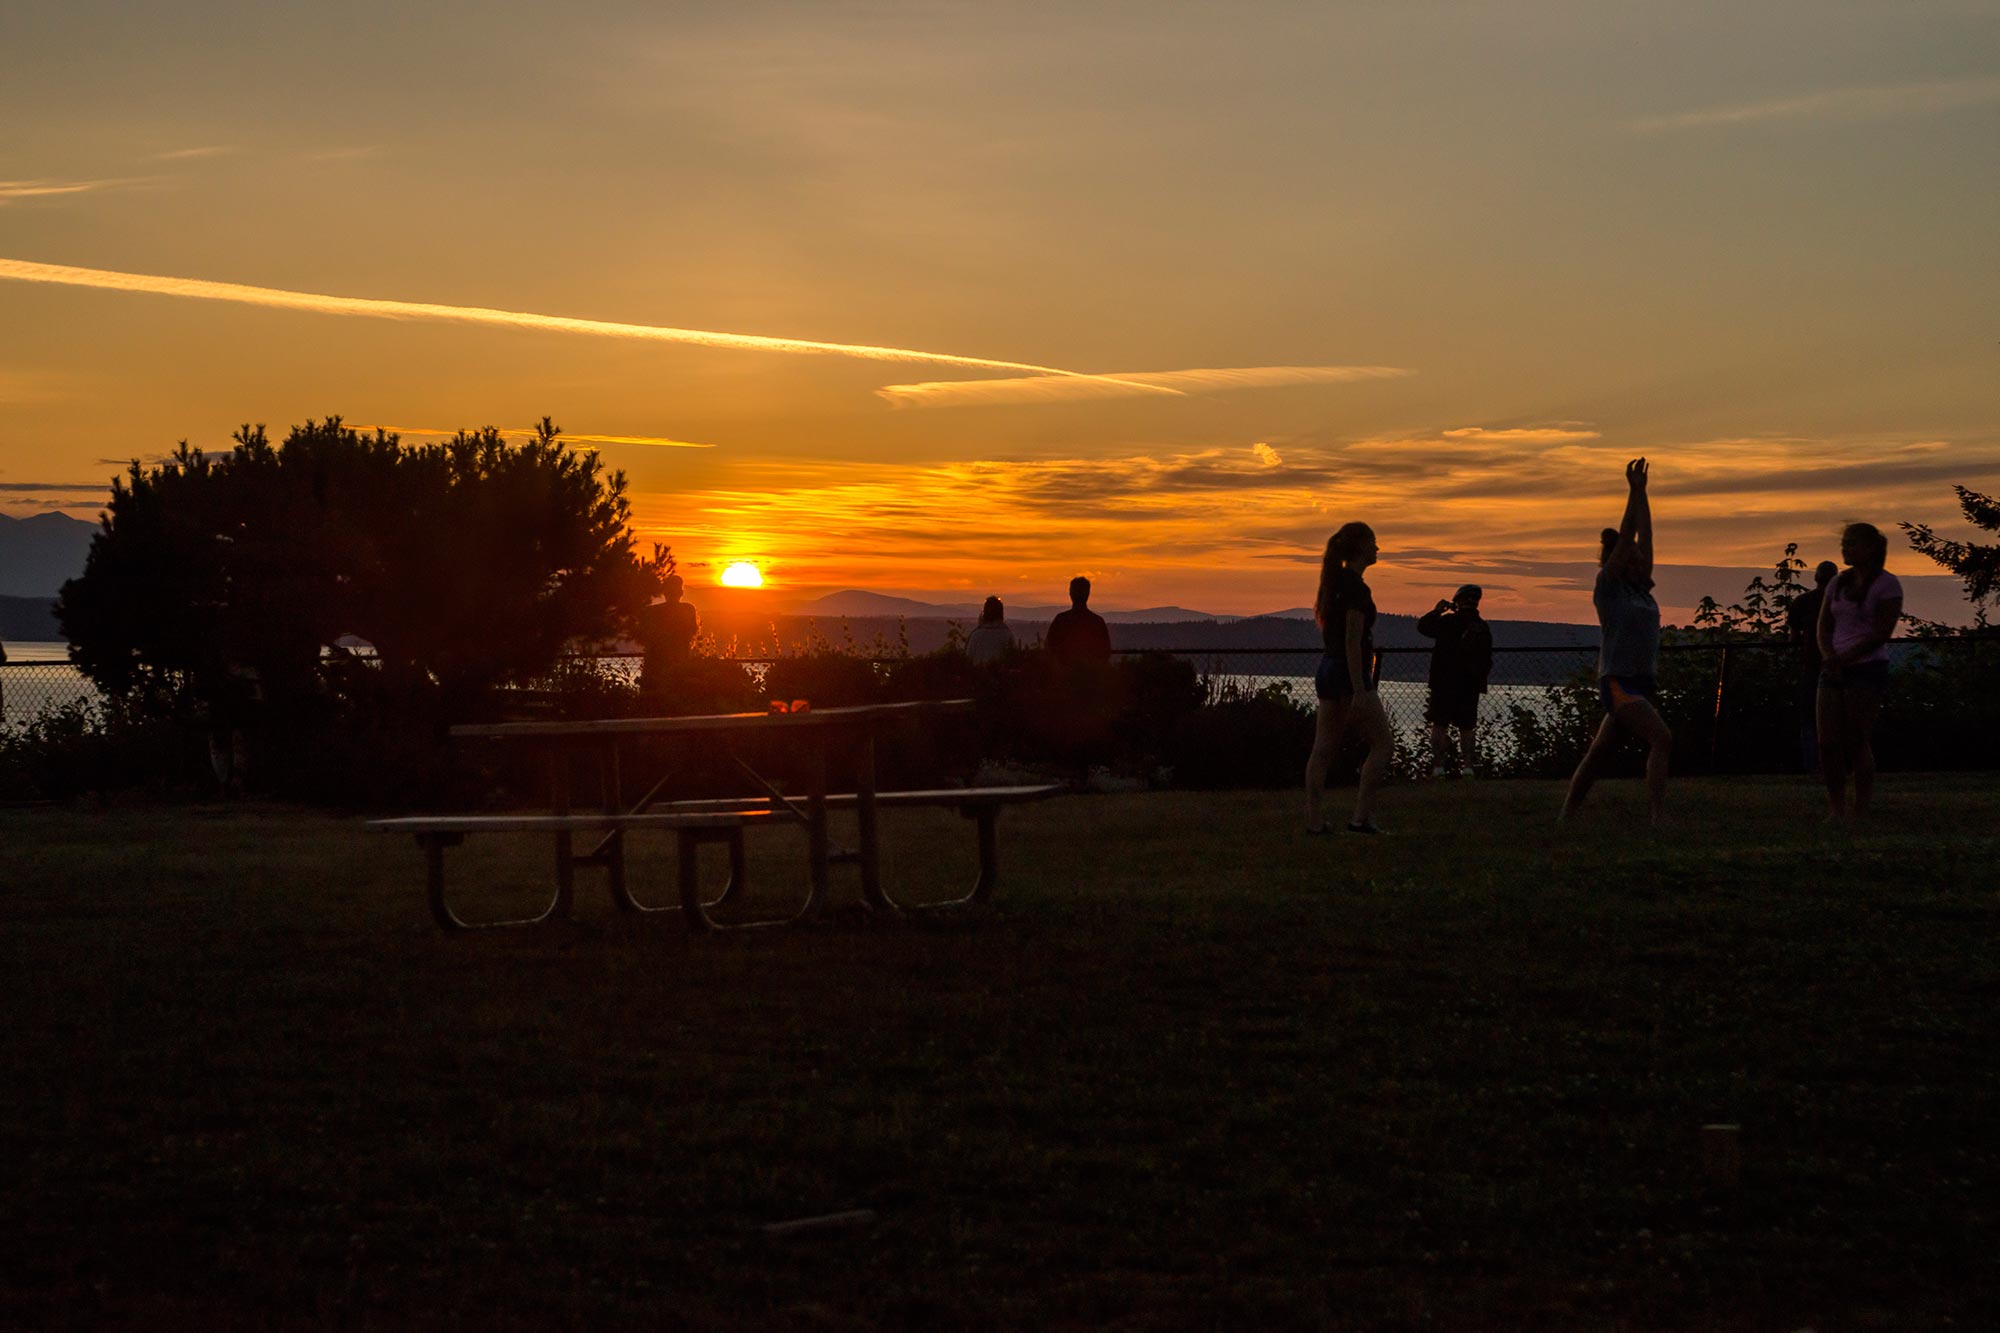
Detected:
left=638, top=573, right=700, bottom=699
left=966, top=595, right=1016, bottom=665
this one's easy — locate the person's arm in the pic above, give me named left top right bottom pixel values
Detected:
left=1469, top=623, right=1493, bottom=690
left=1828, top=580, right=1903, bottom=667
left=1612, top=457, right=1652, bottom=582
left=1816, top=581, right=1838, bottom=667
left=1345, top=609, right=1372, bottom=694
left=1417, top=602, right=1450, bottom=637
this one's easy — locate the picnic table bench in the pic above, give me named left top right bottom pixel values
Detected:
left=368, top=700, right=1059, bottom=932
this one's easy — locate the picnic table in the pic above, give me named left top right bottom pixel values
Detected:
left=370, top=700, right=1059, bottom=932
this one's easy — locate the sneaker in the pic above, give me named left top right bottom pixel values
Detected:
left=1345, top=819, right=1385, bottom=835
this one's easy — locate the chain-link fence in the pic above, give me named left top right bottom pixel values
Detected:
left=6, top=636, right=1994, bottom=778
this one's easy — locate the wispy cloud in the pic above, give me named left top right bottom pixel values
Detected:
left=1630, top=76, right=2000, bottom=132
left=349, top=424, right=717, bottom=450
left=0, top=480, right=108, bottom=493
left=0, top=177, right=150, bottom=204
left=0, top=257, right=1173, bottom=391
left=877, top=364, right=1410, bottom=408
left=1438, top=426, right=1601, bottom=443
left=629, top=427, right=1999, bottom=616
left=154, top=146, right=239, bottom=161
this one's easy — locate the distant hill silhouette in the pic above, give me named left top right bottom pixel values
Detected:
left=793, top=589, right=1228, bottom=624
left=0, top=511, right=95, bottom=598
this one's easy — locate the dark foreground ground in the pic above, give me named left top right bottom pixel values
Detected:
left=3, top=775, right=1996, bottom=1329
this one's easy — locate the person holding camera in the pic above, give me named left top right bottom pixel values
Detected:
left=1417, top=584, right=1493, bottom=777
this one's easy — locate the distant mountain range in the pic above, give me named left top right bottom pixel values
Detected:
left=788, top=589, right=1245, bottom=624
left=0, top=511, right=95, bottom=598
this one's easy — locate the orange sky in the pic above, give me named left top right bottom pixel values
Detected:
left=2, top=2, right=1995, bottom=622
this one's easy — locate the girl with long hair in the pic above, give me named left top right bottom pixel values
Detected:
left=1304, top=521, right=1392, bottom=834
left=1562, top=458, right=1673, bottom=826
left=1816, top=522, right=1902, bottom=820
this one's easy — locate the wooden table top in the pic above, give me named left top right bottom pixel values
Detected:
left=451, top=698, right=973, bottom=741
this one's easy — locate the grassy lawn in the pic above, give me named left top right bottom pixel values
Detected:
left=4, top=775, right=1997, bottom=1329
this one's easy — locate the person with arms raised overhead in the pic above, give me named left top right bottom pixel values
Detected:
left=1304, top=522, right=1392, bottom=835
left=1816, top=523, right=1903, bottom=822
left=1562, top=458, right=1673, bottom=826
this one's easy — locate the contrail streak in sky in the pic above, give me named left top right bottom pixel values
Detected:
left=0, top=257, right=1179, bottom=393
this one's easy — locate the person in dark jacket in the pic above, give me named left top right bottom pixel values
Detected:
left=1786, top=560, right=1838, bottom=771
left=1045, top=576, right=1111, bottom=666
left=1417, top=584, right=1493, bottom=777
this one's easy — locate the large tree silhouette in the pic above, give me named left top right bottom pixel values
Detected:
left=58, top=417, right=669, bottom=718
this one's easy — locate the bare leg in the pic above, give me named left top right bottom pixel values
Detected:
left=1426, top=721, right=1450, bottom=774
left=1845, top=687, right=1883, bottom=819
left=1615, top=699, right=1674, bottom=826
left=1561, top=714, right=1620, bottom=819
left=1818, top=684, right=1849, bottom=821
left=1351, top=693, right=1393, bottom=826
left=1457, top=721, right=1479, bottom=774
left=1304, top=698, right=1349, bottom=831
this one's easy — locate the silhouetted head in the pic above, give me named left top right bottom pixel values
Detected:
left=1068, top=576, right=1091, bottom=608
left=1813, top=560, right=1838, bottom=588
left=1453, top=584, right=1482, bottom=609
left=1598, top=527, right=1621, bottom=565
left=980, top=595, right=1004, bottom=626
left=663, top=573, right=684, bottom=602
left=1314, top=522, right=1378, bottom=627
left=1840, top=523, right=1887, bottom=572
left=1838, top=523, right=1889, bottom=600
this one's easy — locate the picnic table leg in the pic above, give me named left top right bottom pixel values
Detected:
left=971, top=806, right=999, bottom=904
left=720, top=827, right=749, bottom=907
left=550, top=748, right=575, bottom=920
left=422, top=832, right=467, bottom=930
left=602, top=740, right=626, bottom=907
left=804, top=741, right=829, bottom=921
left=678, top=830, right=714, bottom=931
left=854, top=727, right=893, bottom=914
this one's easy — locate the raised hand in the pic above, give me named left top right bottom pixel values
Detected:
left=1626, top=457, right=1649, bottom=490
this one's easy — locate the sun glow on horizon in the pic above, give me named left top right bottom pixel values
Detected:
left=719, top=561, right=764, bottom=588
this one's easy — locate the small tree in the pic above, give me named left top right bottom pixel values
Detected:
left=1687, top=543, right=1807, bottom=638
left=1901, top=485, right=1999, bottom=624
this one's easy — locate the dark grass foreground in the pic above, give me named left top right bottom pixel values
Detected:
left=4, top=776, right=1996, bottom=1329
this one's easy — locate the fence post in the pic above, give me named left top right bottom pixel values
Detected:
left=1709, top=644, right=1731, bottom=769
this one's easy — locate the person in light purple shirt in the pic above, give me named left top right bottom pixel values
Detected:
left=1815, top=522, right=1903, bottom=822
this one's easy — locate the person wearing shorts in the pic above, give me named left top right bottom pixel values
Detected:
left=1562, top=458, right=1673, bottom=826
left=1303, top=522, right=1392, bottom=835
left=1418, top=584, right=1492, bottom=776
left=1816, top=523, right=1903, bottom=821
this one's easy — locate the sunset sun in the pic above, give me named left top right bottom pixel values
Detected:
left=719, top=561, right=764, bottom=588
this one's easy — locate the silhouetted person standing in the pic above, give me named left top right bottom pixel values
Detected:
left=965, top=595, right=1016, bottom=665
left=1787, top=560, right=1839, bottom=771
left=1817, top=523, right=1902, bottom=822
left=1303, top=522, right=1392, bottom=834
left=1042, top=576, right=1113, bottom=785
left=1045, top=576, right=1110, bottom=667
left=1563, top=458, right=1672, bottom=826
left=1417, top=584, right=1493, bottom=777
left=639, top=573, right=700, bottom=700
